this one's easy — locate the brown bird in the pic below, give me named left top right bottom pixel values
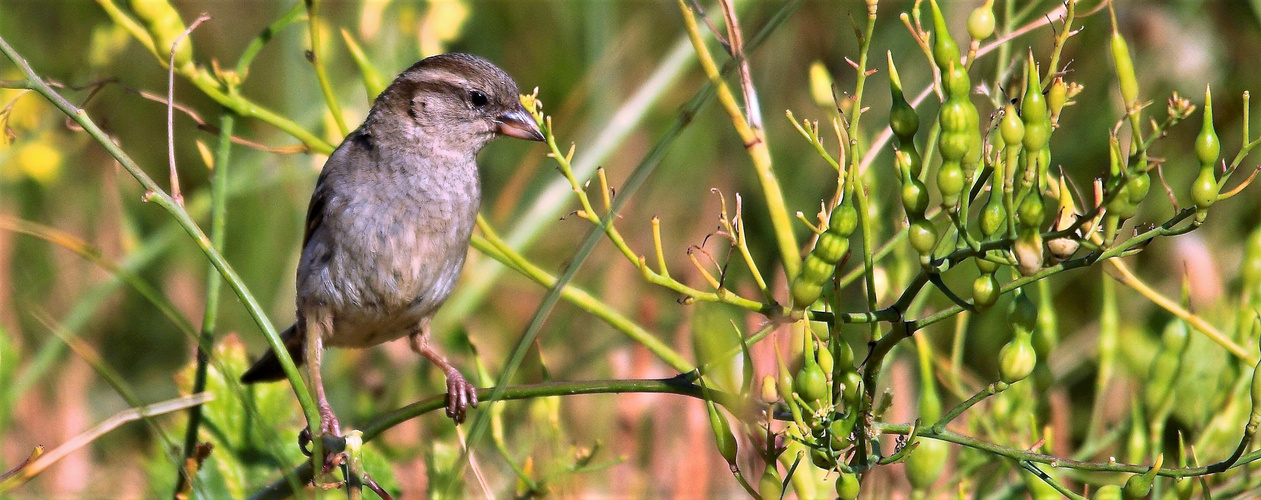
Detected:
left=241, top=53, right=544, bottom=438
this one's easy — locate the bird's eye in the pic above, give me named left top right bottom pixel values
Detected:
left=469, top=90, right=489, bottom=108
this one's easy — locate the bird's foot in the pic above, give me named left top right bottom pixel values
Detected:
left=298, top=413, right=347, bottom=475
left=443, top=369, right=479, bottom=424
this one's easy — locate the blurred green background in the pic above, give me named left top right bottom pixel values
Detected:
left=3, top=0, right=1261, bottom=497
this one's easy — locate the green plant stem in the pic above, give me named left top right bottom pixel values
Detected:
left=92, top=0, right=334, bottom=154
left=304, top=0, right=349, bottom=136
left=1040, top=0, right=1077, bottom=88
left=676, top=0, right=800, bottom=278
left=235, top=2, right=306, bottom=79
left=931, top=381, right=1005, bottom=434
left=874, top=422, right=1261, bottom=478
left=251, top=378, right=750, bottom=499
left=471, top=218, right=692, bottom=372
left=1019, top=461, right=1086, bottom=500
left=848, top=3, right=881, bottom=343
left=175, top=112, right=235, bottom=496
left=0, top=33, right=322, bottom=450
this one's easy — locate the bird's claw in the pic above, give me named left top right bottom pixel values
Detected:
left=298, top=418, right=347, bottom=476
left=445, top=372, right=479, bottom=424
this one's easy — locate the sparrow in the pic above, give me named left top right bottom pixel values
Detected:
left=240, top=53, right=544, bottom=438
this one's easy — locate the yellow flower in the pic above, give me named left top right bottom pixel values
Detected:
left=16, top=140, right=62, bottom=184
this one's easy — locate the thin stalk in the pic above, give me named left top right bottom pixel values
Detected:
left=175, top=112, right=234, bottom=496
left=471, top=218, right=692, bottom=372
left=253, top=378, right=751, bottom=499
left=304, top=0, right=349, bottom=136
left=676, top=0, right=800, bottom=277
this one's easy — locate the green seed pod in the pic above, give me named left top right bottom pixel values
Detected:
left=790, top=280, right=825, bottom=310
left=836, top=338, right=855, bottom=370
left=979, top=193, right=1006, bottom=237
left=132, top=0, right=194, bottom=67
left=1196, top=88, right=1221, bottom=167
left=1246, top=227, right=1261, bottom=289
left=900, top=153, right=931, bottom=217
left=966, top=0, right=996, bottom=41
left=1125, top=169, right=1150, bottom=206
left=835, top=472, right=860, bottom=500
left=939, top=106, right=974, bottom=160
left=1192, top=167, right=1219, bottom=209
left=929, top=0, right=961, bottom=72
left=1021, top=56, right=1048, bottom=125
left=759, top=465, right=782, bottom=500
left=795, top=336, right=830, bottom=406
left=840, top=370, right=862, bottom=406
left=975, top=255, right=999, bottom=274
left=811, top=446, right=837, bottom=470
left=944, top=64, right=972, bottom=101
left=938, top=160, right=965, bottom=208
left=908, top=218, right=939, bottom=258
left=888, top=54, right=921, bottom=140
left=813, top=232, right=849, bottom=265
left=1192, top=88, right=1221, bottom=213
left=829, top=415, right=855, bottom=450
left=998, top=331, right=1036, bottom=384
left=1109, top=10, right=1140, bottom=107
left=704, top=398, right=738, bottom=466
left=973, top=273, right=1000, bottom=311
left=1009, top=288, right=1039, bottom=333
left=829, top=202, right=859, bottom=236
left=1094, top=483, right=1124, bottom=498
left=816, top=341, right=834, bottom=376
left=1017, top=190, right=1045, bottom=230
left=791, top=201, right=859, bottom=308
left=1094, top=485, right=1123, bottom=500
left=1000, top=104, right=1025, bottom=147
left=1122, top=455, right=1163, bottom=500
left=904, top=438, right=949, bottom=491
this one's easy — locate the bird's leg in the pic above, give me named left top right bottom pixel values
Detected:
left=409, top=320, right=478, bottom=423
left=304, top=307, right=342, bottom=438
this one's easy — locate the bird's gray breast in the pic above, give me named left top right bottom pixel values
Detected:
left=297, top=141, right=480, bottom=347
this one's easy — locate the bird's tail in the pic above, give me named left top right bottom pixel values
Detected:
left=240, top=323, right=305, bottom=383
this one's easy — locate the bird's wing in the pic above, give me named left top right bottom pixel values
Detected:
left=302, top=167, right=331, bottom=249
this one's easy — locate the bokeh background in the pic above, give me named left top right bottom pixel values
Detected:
left=2, top=0, right=1261, bottom=497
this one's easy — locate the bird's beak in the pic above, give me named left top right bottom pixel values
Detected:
left=494, top=106, right=545, bottom=142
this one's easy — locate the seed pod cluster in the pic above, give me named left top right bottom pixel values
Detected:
left=930, top=0, right=981, bottom=212
left=1192, top=87, right=1221, bottom=221
left=899, top=150, right=937, bottom=266
left=1020, top=54, right=1052, bottom=190
left=888, top=54, right=922, bottom=177
left=790, top=200, right=858, bottom=309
